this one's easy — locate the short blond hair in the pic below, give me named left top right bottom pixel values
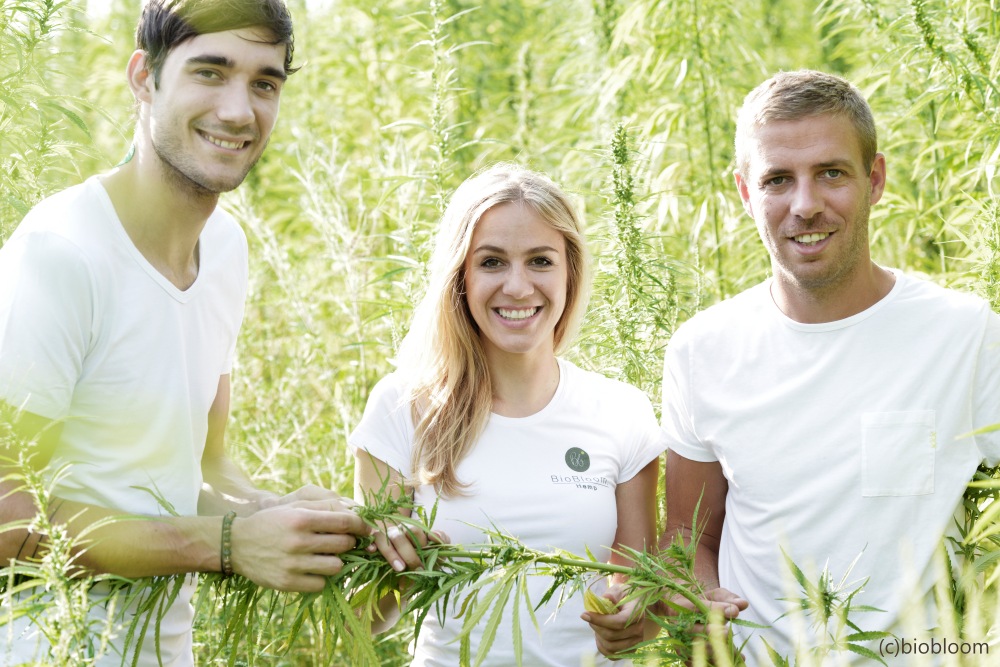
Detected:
left=735, top=70, right=878, bottom=177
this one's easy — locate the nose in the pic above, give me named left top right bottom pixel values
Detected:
left=789, top=181, right=824, bottom=220
left=216, top=82, right=255, bottom=127
left=502, top=265, right=533, bottom=299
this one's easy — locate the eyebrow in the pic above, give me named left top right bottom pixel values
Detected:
left=472, top=244, right=561, bottom=255
left=759, top=158, right=854, bottom=179
left=814, top=159, right=853, bottom=169
left=186, top=55, right=288, bottom=82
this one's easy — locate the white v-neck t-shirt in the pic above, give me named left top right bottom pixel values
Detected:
left=0, top=176, right=248, bottom=665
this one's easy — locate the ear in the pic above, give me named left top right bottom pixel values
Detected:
left=126, top=50, right=154, bottom=104
left=734, top=171, right=754, bottom=217
left=868, top=152, right=887, bottom=206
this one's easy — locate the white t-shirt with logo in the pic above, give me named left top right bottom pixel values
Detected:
left=0, top=177, right=248, bottom=665
left=350, top=357, right=665, bottom=667
left=661, top=271, right=1000, bottom=665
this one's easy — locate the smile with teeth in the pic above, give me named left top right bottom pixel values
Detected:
left=496, top=307, right=539, bottom=321
left=201, top=132, right=248, bottom=150
left=794, top=232, right=830, bottom=246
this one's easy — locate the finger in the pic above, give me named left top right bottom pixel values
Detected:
left=306, top=533, right=359, bottom=555
left=372, top=531, right=407, bottom=572
left=299, top=554, right=346, bottom=578
left=334, top=496, right=359, bottom=510
left=584, top=615, right=632, bottom=631
left=292, top=498, right=361, bottom=514
left=704, top=587, right=749, bottom=610
left=297, top=508, right=372, bottom=536
left=660, top=594, right=699, bottom=617
left=273, top=571, right=333, bottom=594
left=594, top=634, right=642, bottom=657
left=604, top=584, right=627, bottom=604
left=387, top=525, right=424, bottom=570
left=394, top=523, right=428, bottom=549
left=705, top=599, right=743, bottom=619
left=429, top=530, right=450, bottom=544
left=582, top=606, right=633, bottom=631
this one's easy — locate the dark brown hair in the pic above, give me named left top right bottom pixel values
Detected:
left=136, top=0, right=297, bottom=86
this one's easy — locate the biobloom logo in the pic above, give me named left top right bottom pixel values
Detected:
left=565, top=447, right=590, bottom=472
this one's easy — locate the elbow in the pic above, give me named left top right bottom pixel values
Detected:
left=0, top=494, right=43, bottom=563
left=0, top=530, right=28, bottom=564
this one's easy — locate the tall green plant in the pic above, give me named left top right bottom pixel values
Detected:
left=0, top=0, right=98, bottom=241
left=592, top=123, right=678, bottom=395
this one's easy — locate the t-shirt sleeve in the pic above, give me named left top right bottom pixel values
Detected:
left=615, top=386, right=666, bottom=483
left=0, top=232, right=93, bottom=421
left=660, top=327, right=718, bottom=463
left=974, top=309, right=1000, bottom=466
left=348, top=373, right=417, bottom=478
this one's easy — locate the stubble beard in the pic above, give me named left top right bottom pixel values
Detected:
left=152, top=132, right=266, bottom=198
left=775, top=198, right=873, bottom=296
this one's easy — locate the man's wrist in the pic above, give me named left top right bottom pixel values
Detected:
left=220, top=510, right=236, bottom=576
left=255, top=492, right=281, bottom=512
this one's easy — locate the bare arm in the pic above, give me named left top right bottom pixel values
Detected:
left=588, top=451, right=746, bottom=657
left=0, top=383, right=369, bottom=591
left=198, top=375, right=277, bottom=516
left=582, top=458, right=661, bottom=653
left=354, top=449, right=444, bottom=634
left=199, top=376, right=351, bottom=513
left=198, top=374, right=371, bottom=591
left=662, top=449, right=728, bottom=588
left=0, top=403, right=222, bottom=577
left=609, top=457, right=659, bottom=576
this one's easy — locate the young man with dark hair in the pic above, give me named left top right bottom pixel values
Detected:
left=0, top=1, right=368, bottom=663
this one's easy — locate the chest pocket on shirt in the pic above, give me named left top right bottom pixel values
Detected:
left=861, top=410, right=935, bottom=496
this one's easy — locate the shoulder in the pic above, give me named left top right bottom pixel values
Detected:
left=207, top=205, right=248, bottom=245
left=1, top=218, right=93, bottom=281
left=6, top=179, right=113, bottom=268
left=892, top=272, right=992, bottom=320
left=13, top=179, right=104, bottom=239
left=361, top=371, right=411, bottom=414
left=670, top=281, right=770, bottom=348
left=558, top=359, right=654, bottom=410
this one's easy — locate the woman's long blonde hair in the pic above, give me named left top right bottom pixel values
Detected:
left=395, top=163, right=591, bottom=497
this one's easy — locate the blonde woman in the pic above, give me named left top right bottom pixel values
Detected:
left=350, top=163, right=663, bottom=666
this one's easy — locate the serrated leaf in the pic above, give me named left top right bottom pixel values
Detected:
left=39, top=100, right=90, bottom=137
left=846, top=642, right=887, bottom=665
left=474, top=574, right=515, bottom=667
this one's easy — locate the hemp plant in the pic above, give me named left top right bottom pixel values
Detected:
left=766, top=549, right=891, bottom=666
left=596, top=122, right=678, bottom=396
left=175, top=490, right=752, bottom=667
left=0, top=408, right=124, bottom=666
left=0, top=0, right=97, bottom=242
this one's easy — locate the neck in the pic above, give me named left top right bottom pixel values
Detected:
left=771, top=262, right=895, bottom=323
left=100, top=154, right=219, bottom=290
left=487, top=350, right=561, bottom=418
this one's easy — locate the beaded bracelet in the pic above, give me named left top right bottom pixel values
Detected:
left=221, top=510, right=237, bottom=577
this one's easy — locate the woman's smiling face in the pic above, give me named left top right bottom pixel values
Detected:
left=463, top=202, right=568, bottom=364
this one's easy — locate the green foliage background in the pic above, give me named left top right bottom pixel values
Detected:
left=2, top=0, right=999, bottom=663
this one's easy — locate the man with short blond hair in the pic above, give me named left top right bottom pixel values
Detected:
left=587, top=70, right=1000, bottom=665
